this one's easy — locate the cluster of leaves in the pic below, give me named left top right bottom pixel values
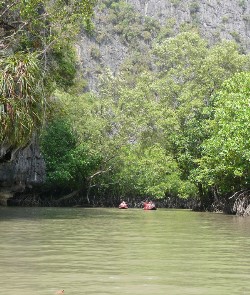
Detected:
left=0, top=0, right=95, bottom=148
left=0, top=0, right=95, bottom=52
left=98, top=0, right=160, bottom=46
left=196, top=72, right=250, bottom=194
left=0, top=52, right=45, bottom=146
left=114, top=143, right=196, bottom=198
left=49, top=42, right=78, bottom=91
left=40, top=118, right=101, bottom=192
left=151, top=33, right=249, bottom=185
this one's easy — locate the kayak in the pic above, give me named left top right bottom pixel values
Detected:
left=119, top=203, right=128, bottom=209
left=143, top=202, right=157, bottom=210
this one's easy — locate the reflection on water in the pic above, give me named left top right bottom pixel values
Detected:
left=1, top=207, right=250, bottom=295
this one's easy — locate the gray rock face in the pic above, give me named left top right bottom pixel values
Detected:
left=128, top=0, right=249, bottom=46
left=77, top=34, right=128, bottom=91
left=0, top=138, right=45, bottom=205
left=78, top=0, right=250, bottom=91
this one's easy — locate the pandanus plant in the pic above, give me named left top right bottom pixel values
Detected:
left=0, top=52, right=47, bottom=147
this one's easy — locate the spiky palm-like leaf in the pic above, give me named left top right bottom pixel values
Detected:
left=0, top=52, right=46, bottom=147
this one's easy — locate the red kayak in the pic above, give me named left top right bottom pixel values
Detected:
left=119, top=202, right=128, bottom=209
left=143, top=202, right=157, bottom=210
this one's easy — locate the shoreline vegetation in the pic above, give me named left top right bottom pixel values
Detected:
left=7, top=189, right=250, bottom=217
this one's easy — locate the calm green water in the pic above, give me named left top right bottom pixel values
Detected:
left=1, top=207, right=250, bottom=295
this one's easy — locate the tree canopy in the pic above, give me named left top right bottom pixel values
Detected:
left=48, top=32, right=249, bottom=205
left=196, top=72, right=250, bottom=194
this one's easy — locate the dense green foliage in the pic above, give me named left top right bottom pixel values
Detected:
left=196, top=72, right=250, bottom=194
left=114, top=143, right=195, bottom=198
left=50, top=31, right=249, bottom=205
left=0, top=0, right=95, bottom=147
left=0, top=52, right=45, bottom=146
left=150, top=33, right=249, bottom=200
left=40, top=118, right=100, bottom=191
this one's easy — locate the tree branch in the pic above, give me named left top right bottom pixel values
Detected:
left=88, top=166, right=112, bottom=180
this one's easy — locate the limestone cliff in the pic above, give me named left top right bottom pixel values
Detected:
left=78, top=0, right=250, bottom=90
left=0, top=137, right=45, bottom=205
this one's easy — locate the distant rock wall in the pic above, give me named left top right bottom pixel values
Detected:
left=128, top=0, right=249, bottom=48
left=77, top=0, right=250, bottom=91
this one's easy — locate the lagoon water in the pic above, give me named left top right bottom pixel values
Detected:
left=1, top=207, right=250, bottom=295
